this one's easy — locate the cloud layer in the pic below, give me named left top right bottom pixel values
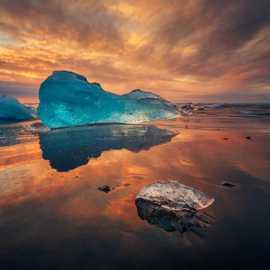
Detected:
left=0, top=0, right=269, bottom=102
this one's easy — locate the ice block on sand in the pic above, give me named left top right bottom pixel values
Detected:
left=38, top=71, right=180, bottom=128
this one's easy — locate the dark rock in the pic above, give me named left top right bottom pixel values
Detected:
left=246, top=136, right=252, bottom=140
left=222, top=181, right=236, bottom=188
left=98, top=185, right=111, bottom=193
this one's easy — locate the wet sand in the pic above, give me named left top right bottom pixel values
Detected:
left=0, top=117, right=270, bottom=269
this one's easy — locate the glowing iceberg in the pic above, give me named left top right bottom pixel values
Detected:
left=0, top=95, right=35, bottom=122
left=38, top=71, right=179, bottom=128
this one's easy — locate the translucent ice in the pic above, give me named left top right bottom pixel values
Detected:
left=136, top=180, right=215, bottom=212
left=38, top=71, right=180, bottom=128
left=135, top=181, right=215, bottom=234
left=0, top=95, right=35, bottom=122
left=123, top=89, right=165, bottom=100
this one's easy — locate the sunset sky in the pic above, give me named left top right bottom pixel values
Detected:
left=0, top=0, right=270, bottom=103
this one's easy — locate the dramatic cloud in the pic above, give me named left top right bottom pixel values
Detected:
left=0, top=0, right=269, bottom=102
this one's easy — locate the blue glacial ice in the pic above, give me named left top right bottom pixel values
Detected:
left=38, top=71, right=180, bottom=128
left=0, top=95, right=36, bottom=122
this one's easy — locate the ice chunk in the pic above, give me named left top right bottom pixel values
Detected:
left=136, top=180, right=215, bottom=212
left=0, top=95, right=35, bottom=122
left=136, top=197, right=214, bottom=234
left=135, top=181, right=214, bottom=234
left=38, top=71, right=180, bottom=128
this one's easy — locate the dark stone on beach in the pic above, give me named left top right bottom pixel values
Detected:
left=246, top=136, right=252, bottom=140
left=222, top=181, right=236, bottom=188
left=98, top=185, right=111, bottom=193
left=223, top=137, right=229, bottom=140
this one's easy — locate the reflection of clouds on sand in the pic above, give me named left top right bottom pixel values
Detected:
left=0, top=141, right=41, bottom=170
left=39, top=124, right=176, bottom=172
left=0, top=126, right=270, bottom=270
left=0, top=117, right=270, bottom=269
left=0, top=127, right=269, bottom=233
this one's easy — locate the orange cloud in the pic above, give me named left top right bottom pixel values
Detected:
left=0, top=0, right=269, bottom=102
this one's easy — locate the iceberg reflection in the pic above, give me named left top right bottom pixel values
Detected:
left=39, top=124, right=176, bottom=172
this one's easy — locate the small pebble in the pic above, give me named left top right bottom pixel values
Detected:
left=123, top=183, right=130, bottom=187
left=222, top=181, right=236, bottom=188
left=98, top=185, right=111, bottom=193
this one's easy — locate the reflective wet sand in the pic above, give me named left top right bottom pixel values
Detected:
left=0, top=118, right=270, bottom=269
